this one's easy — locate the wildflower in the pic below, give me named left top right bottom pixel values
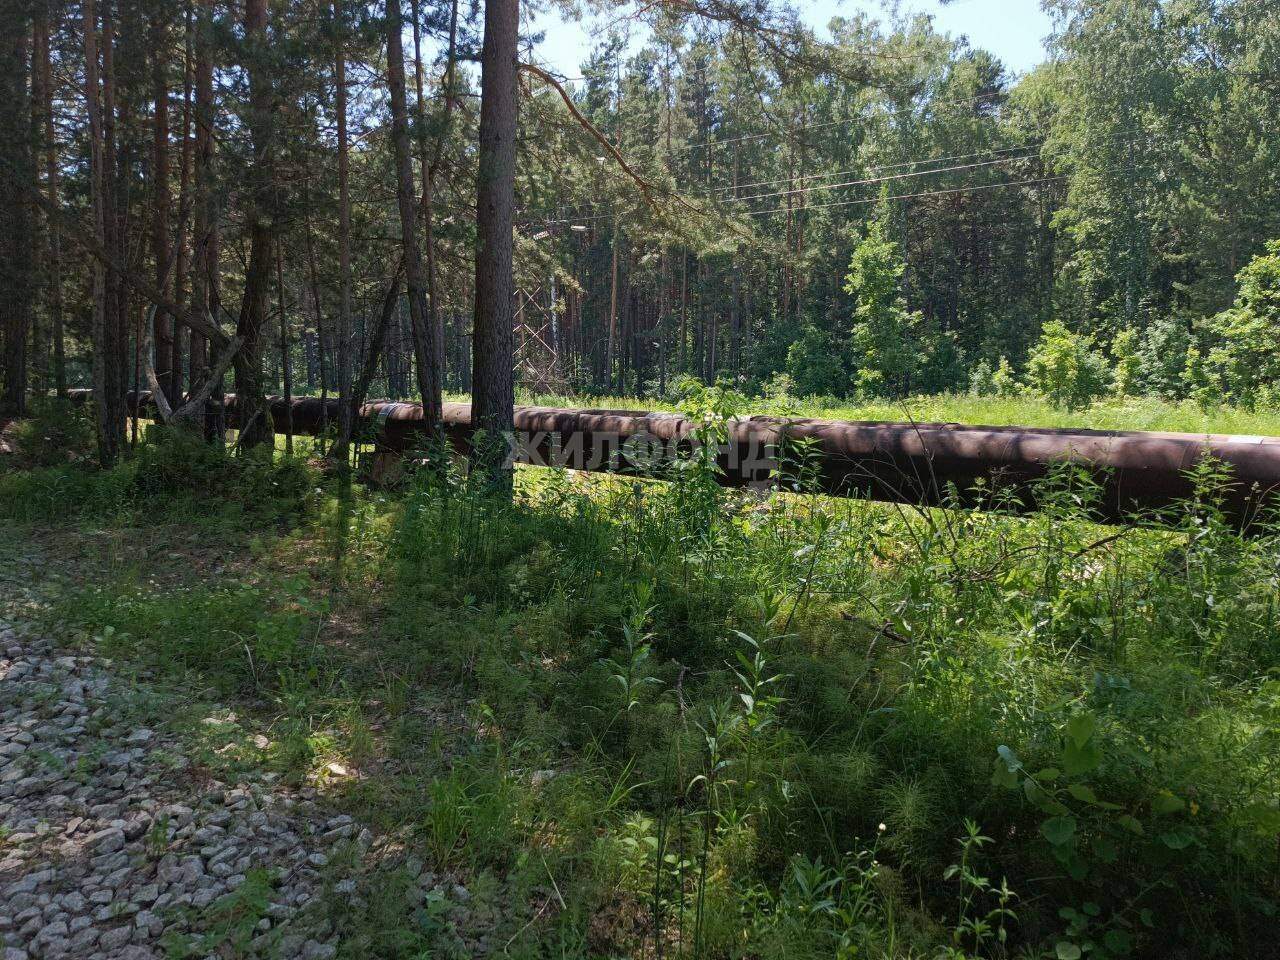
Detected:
left=878, top=822, right=887, bottom=833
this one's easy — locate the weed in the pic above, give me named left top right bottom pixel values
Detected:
left=161, top=868, right=276, bottom=958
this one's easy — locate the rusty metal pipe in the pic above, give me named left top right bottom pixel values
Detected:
left=65, top=389, right=1280, bottom=526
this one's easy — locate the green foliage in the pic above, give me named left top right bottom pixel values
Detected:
left=1110, top=328, right=1141, bottom=397
left=161, top=868, right=278, bottom=958
left=942, top=820, right=1017, bottom=956
left=381, top=445, right=1280, bottom=956
left=1025, top=320, right=1113, bottom=410
left=843, top=215, right=930, bottom=399
left=991, top=357, right=1018, bottom=398
left=744, top=849, right=889, bottom=959
left=1134, top=318, right=1193, bottom=399
left=1183, top=345, right=1218, bottom=410
left=969, top=356, right=1019, bottom=398
left=1205, top=240, right=1280, bottom=407
left=785, top=325, right=845, bottom=397
left=0, top=428, right=315, bottom=527
left=0, top=460, right=135, bottom=524
left=7, top=397, right=96, bottom=467
left=60, top=576, right=326, bottom=698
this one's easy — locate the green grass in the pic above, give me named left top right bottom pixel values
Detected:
left=0, top=419, right=316, bottom=528
left=497, top=388, right=1280, bottom=437
left=9, top=408, right=1280, bottom=958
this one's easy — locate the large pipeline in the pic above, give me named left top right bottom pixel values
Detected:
left=65, top=389, right=1280, bottom=525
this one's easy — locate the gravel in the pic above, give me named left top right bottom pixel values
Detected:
left=0, top=619, right=368, bottom=959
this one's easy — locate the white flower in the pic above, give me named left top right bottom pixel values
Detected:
left=878, top=822, right=887, bottom=833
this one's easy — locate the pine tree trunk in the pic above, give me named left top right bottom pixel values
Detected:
left=233, top=0, right=275, bottom=450
left=27, top=16, right=44, bottom=402
left=35, top=3, right=64, bottom=398
left=189, top=0, right=216, bottom=427
left=85, top=0, right=126, bottom=465
left=276, top=238, right=292, bottom=454
left=472, top=0, right=519, bottom=488
left=386, top=0, right=442, bottom=428
left=103, top=0, right=130, bottom=451
left=173, top=1, right=195, bottom=400
left=147, top=11, right=175, bottom=410
left=0, top=7, right=35, bottom=417
left=417, top=0, right=457, bottom=417
left=303, top=186, right=328, bottom=429
left=606, top=229, right=619, bottom=391
left=331, top=0, right=355, bottom=457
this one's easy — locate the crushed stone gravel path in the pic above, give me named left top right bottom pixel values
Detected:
left=0, top=617, right=373, bottom=960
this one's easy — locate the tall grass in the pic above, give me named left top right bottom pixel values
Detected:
left=384, top=438, right=1280, bottom=957
left=495, top=387, right=1280, bottom=436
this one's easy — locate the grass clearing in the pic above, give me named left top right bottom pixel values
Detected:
left=502, top=388, right=1280, bottom=436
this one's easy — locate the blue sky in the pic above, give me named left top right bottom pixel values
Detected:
left=529, top=0, right=1055, bottom=79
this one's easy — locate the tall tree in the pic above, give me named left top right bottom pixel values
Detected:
left=415, top=0, right=458, bottom=423
left=0, top=4, right=35, bottom=416
left=34, top=0, right=66, bottom=398
left=150, top=4, right=178, bottom=406
left=189, top=0, right=217, bottom=419
left=232, top=0, right=276, bottom=449
left=472, top=0, right=519, bottom=486
left=386, top=0, right=442, bottom=428
left=83, top=0, right=129, bottom=465
left=330, top=0, right=355, bottom=459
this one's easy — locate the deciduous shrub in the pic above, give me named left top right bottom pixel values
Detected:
left=8, top=397, right=96, bottom=467
left=1025, top=319, right=1112, bottom=409
left=785, top=325, right=846, bottom=397
left=1205, top=240, right=1280, bottom=407
left=1135, top=316, right=1194, bottom=399
left=969, top=356, right=1019, bottom=397
left=1110, top=327, right=1141, bottom=397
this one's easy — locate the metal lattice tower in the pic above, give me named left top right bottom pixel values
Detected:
left=514, top=278, right=568, bottom=394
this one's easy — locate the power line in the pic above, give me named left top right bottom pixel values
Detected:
left=540, top=128, right=1156, bottom=226
left=739, top=174, right=1070, bottom=218
left=714, top=140, right=1046, bottom=195
left=731, top=154, right=1046, bottom=204
left=537, top=103, right=1151, bottom=225
left=732, top=130, right=1155, bottom=204
left=537, top=163, right=1096, bottom=228
left=699, top=125, right=1149, bottom=197
left=535, top=160, right=1146, bottom=230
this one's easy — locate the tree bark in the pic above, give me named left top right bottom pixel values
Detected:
left=417, top=0, right=458, bottom=421
left=385, top=0, right=442, bottom=428
left=151, top=6, right=177, bottom=407
left=173, top=0, right=195, bottom=400
left=302, top=189, right=328, bottom=416
left=606, top=227, right=619, bottom=391
left=331, top=0, right=355, bottom=458
left=189, top=0, right=219, bottom=438
left=0, top=6, right=35, bottom=417
left=35, top=4, right=64, bottom=399
left=102, top=0, right=132, bottom=455
left=233, top=0, right=275, bottom=450
left=27, top=16, right=44, bottom=402
left=472, top=0, right=519, bottom=487
left=83, top=0, right=125, bottom=465
left=275, top=238, right=292, bottom=454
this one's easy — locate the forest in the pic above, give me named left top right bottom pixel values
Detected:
left=1, top=0, right=1279, bottom=958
